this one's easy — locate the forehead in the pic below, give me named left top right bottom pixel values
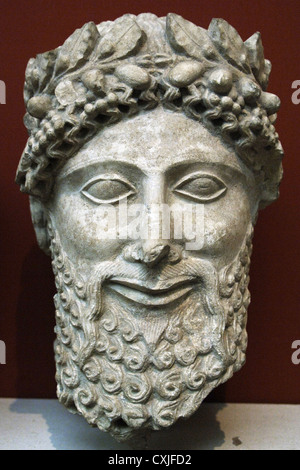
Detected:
left=59, top=108, right=245, bottom=177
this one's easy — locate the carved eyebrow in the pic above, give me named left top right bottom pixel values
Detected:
left=56, top=148, right=248, bottom=182
left=166, top=160, right=248, bottom=183
left=56, top=158, right=145, bottom=180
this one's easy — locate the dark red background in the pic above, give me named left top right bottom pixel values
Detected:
left=0, top=0, right=299, bottom=403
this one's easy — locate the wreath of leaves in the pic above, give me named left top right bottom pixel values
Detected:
left=17, top=13, right=282, bottom=204
left=24, top=14, right=271, bottom=101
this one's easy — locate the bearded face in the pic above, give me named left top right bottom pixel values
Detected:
left=46, top=109, right=258, bottom=441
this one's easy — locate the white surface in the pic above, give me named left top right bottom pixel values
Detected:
left=0, top=399, right=299, bottom=450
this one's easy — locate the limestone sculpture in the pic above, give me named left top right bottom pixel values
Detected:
left=16, top=13, right=283, bottom=442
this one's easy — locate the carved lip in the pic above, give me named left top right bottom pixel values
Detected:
left=106, top=276, right=197, bottom=306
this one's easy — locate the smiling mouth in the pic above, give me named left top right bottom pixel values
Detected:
left=106, top=276, right=197, bottom=306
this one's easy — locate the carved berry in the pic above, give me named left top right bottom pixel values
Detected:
left=81, top=69, right=105, bottom=93
left=208, top=69, right=233, bottom=94
left=209, top=92, right=221, bottom=106
left=52, top=116, right=64, bottom=131
left=106, top=93, right=118, bottom=105
left=220, top=96, right=234, bottom=110
left=39, top=135, right=47, bottom=147
left=84, top=103, right=94, bottom=115
left=168, top=61, right=203, bottom=87
left=43, top=122, right=52, bottom=132
left=259, top=92, right=281, bottom=115
left=249, top=116, right=263, bottom=132
left=232, top=102, right=241, bottom=115
left=27, top=95, right=52, bottom=119
left=239, top=78, right=261, bottom=103
left=75, top=96, right=87, bottom=107
left=46, top=127, right=55, bottom=140
left=115, top=64, right=151, bottom=90
left=35, top=130, right=44, bottom=140
left=95, top=99, right=107, bottom=111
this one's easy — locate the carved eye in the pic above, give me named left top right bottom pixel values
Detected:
left=81, top=175, right=136, bottom=204
left=173, top=173, right=227, bottom=203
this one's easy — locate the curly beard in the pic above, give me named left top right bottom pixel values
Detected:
left=49, top=222, right=252, bottom=442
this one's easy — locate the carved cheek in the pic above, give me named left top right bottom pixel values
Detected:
left=200, top=191, right=252, bottom=267
left=50, top=193, right=128, bottom=263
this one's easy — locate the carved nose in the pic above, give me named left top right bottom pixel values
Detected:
left=123, top=173, right=174, bottom=267
left=140, top=240, right=170, bottom=267
left=124, top=239, right=171, bottom=268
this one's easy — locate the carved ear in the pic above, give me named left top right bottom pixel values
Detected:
left=29, top=196, right=51, bottom=256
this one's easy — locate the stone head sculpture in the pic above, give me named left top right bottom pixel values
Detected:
left=16, top=13, right=283, bottom=442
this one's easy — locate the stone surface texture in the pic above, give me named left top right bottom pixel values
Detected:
left=16, top=13, right=283, bottom=442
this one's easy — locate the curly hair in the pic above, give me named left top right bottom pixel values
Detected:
left=16, top=13, right=283, bottom=208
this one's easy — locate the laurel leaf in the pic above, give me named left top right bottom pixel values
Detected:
left=54, top=22, right=100, bottom=76
left=244, top=32, right=269, bottom=88
left=96, top=15, right=143, bottom=63
left=166, top=13, right=221, bottom=62
left=262, top=59, right=272, bottom=90
left=24, top=58, right=38, bottom=101
left=36, top=50, right=57, bottom=92
left=208, top=18, right=251, bottom=73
